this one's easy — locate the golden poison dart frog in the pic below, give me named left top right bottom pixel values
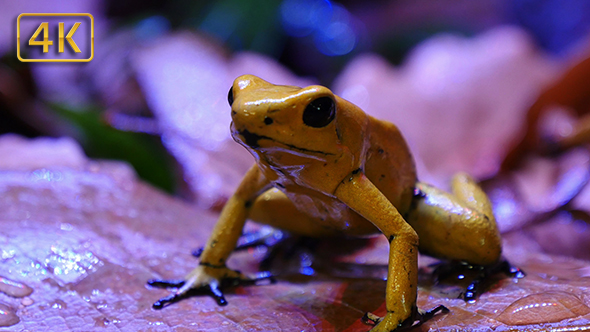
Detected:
left=150, top=75, right=510, bottom=331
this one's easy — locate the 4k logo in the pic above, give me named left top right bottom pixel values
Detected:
left=17, top=13, right=94, bottom=62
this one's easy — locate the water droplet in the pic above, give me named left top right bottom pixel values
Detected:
left=1, top=250, right=15, bottom=260
left=21, top=297, right=34, bottom=307
left=51, top=299, right=67, bottom=310
left=0, top=302, right=19, bottom=327
left=497, top=291, right=590, bottom=325
left=0, top=276, right=33, bottom=298
left=60, top=223, right=73, bottom=231
left=94, top=317, right=111, bottom=327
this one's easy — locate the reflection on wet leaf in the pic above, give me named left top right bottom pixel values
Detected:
left=0, top=303, right=19, bottom=327
left=0, top=276, right=33, bottom=298
left=497, top=291, right=590, bottom=325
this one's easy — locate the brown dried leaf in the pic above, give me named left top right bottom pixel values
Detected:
left=502, top=55, right=590, bottom=171
left=332, top=26, right=558, bottom=188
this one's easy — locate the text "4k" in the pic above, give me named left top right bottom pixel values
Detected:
left=30, top=22, right=81, bottom=53
left=17, top=13, right=94, bottom=62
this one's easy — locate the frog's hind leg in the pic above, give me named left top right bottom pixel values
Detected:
left=407, top=173, right=516, bottom=300
left=407, top=173, right=501, bottom=265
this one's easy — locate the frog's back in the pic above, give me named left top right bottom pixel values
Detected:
left=364, top=116, right=417, bottom=215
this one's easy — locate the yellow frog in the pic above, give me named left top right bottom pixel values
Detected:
left=151, top=75, right=503, bottom=331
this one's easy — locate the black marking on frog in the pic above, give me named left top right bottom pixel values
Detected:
left=238, top=129, right=335, bottom=156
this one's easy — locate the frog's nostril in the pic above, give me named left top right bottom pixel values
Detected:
left=264, top=117, right=273, bottom=125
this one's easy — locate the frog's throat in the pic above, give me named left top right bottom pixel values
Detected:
left=236, top=129, right=335, bottom=156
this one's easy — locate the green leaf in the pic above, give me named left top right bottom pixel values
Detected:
left=48, top=103, right=176, bottom=193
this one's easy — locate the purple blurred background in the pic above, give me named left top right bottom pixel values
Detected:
left=1, top=0, right=590, bottom=208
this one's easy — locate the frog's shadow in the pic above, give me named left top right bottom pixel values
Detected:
left=225, top=232, right=519, bottom=301
left=190, top=230, right=518, bottom=302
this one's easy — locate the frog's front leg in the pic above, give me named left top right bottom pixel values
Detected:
left=149, top=164, right=271, bottom=308
left=334, top=170, right=441, bottom=331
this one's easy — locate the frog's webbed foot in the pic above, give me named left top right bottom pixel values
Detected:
left=463, top=259, right=525, bottom=302
left=148, top=279, right=228, bottom=308
left=433, top=259, right=525, bottom=302
left=362, top=305, right=449, bottom=331
left=148, top=268, right=275, bottom=309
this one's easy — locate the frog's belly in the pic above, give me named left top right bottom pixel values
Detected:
left=249, top=187, right=380, bottom=237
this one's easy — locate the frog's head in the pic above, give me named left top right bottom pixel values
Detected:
left=228, top=75, right=345, bottom=158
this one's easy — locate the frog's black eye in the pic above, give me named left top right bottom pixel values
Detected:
left=302, top=96, right=335, bottom=128
left=228, top=87, right=234, bottom=106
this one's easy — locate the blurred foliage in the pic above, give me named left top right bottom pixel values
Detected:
left=48, top=103, right=176, bottom=193
left=0, top=99, right=39, bottom=139
left=3, top=0, right=590, bottom=196
left=108, top=0, right=285, bottom=57
left=103, top=0, right=533, bottom=82
left=511, top=0, right=590, bottom=55
left=374, top=26, right=473, bottom=66
left=106, top=0, right=365, bottom=82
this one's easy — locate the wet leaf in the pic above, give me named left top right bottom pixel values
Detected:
left=1, top=135, right=590, bottom=331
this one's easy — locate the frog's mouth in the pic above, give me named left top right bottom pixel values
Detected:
left=234, top=128, right=335, bottom=156
left=237, top=128, right=265, bottom=149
